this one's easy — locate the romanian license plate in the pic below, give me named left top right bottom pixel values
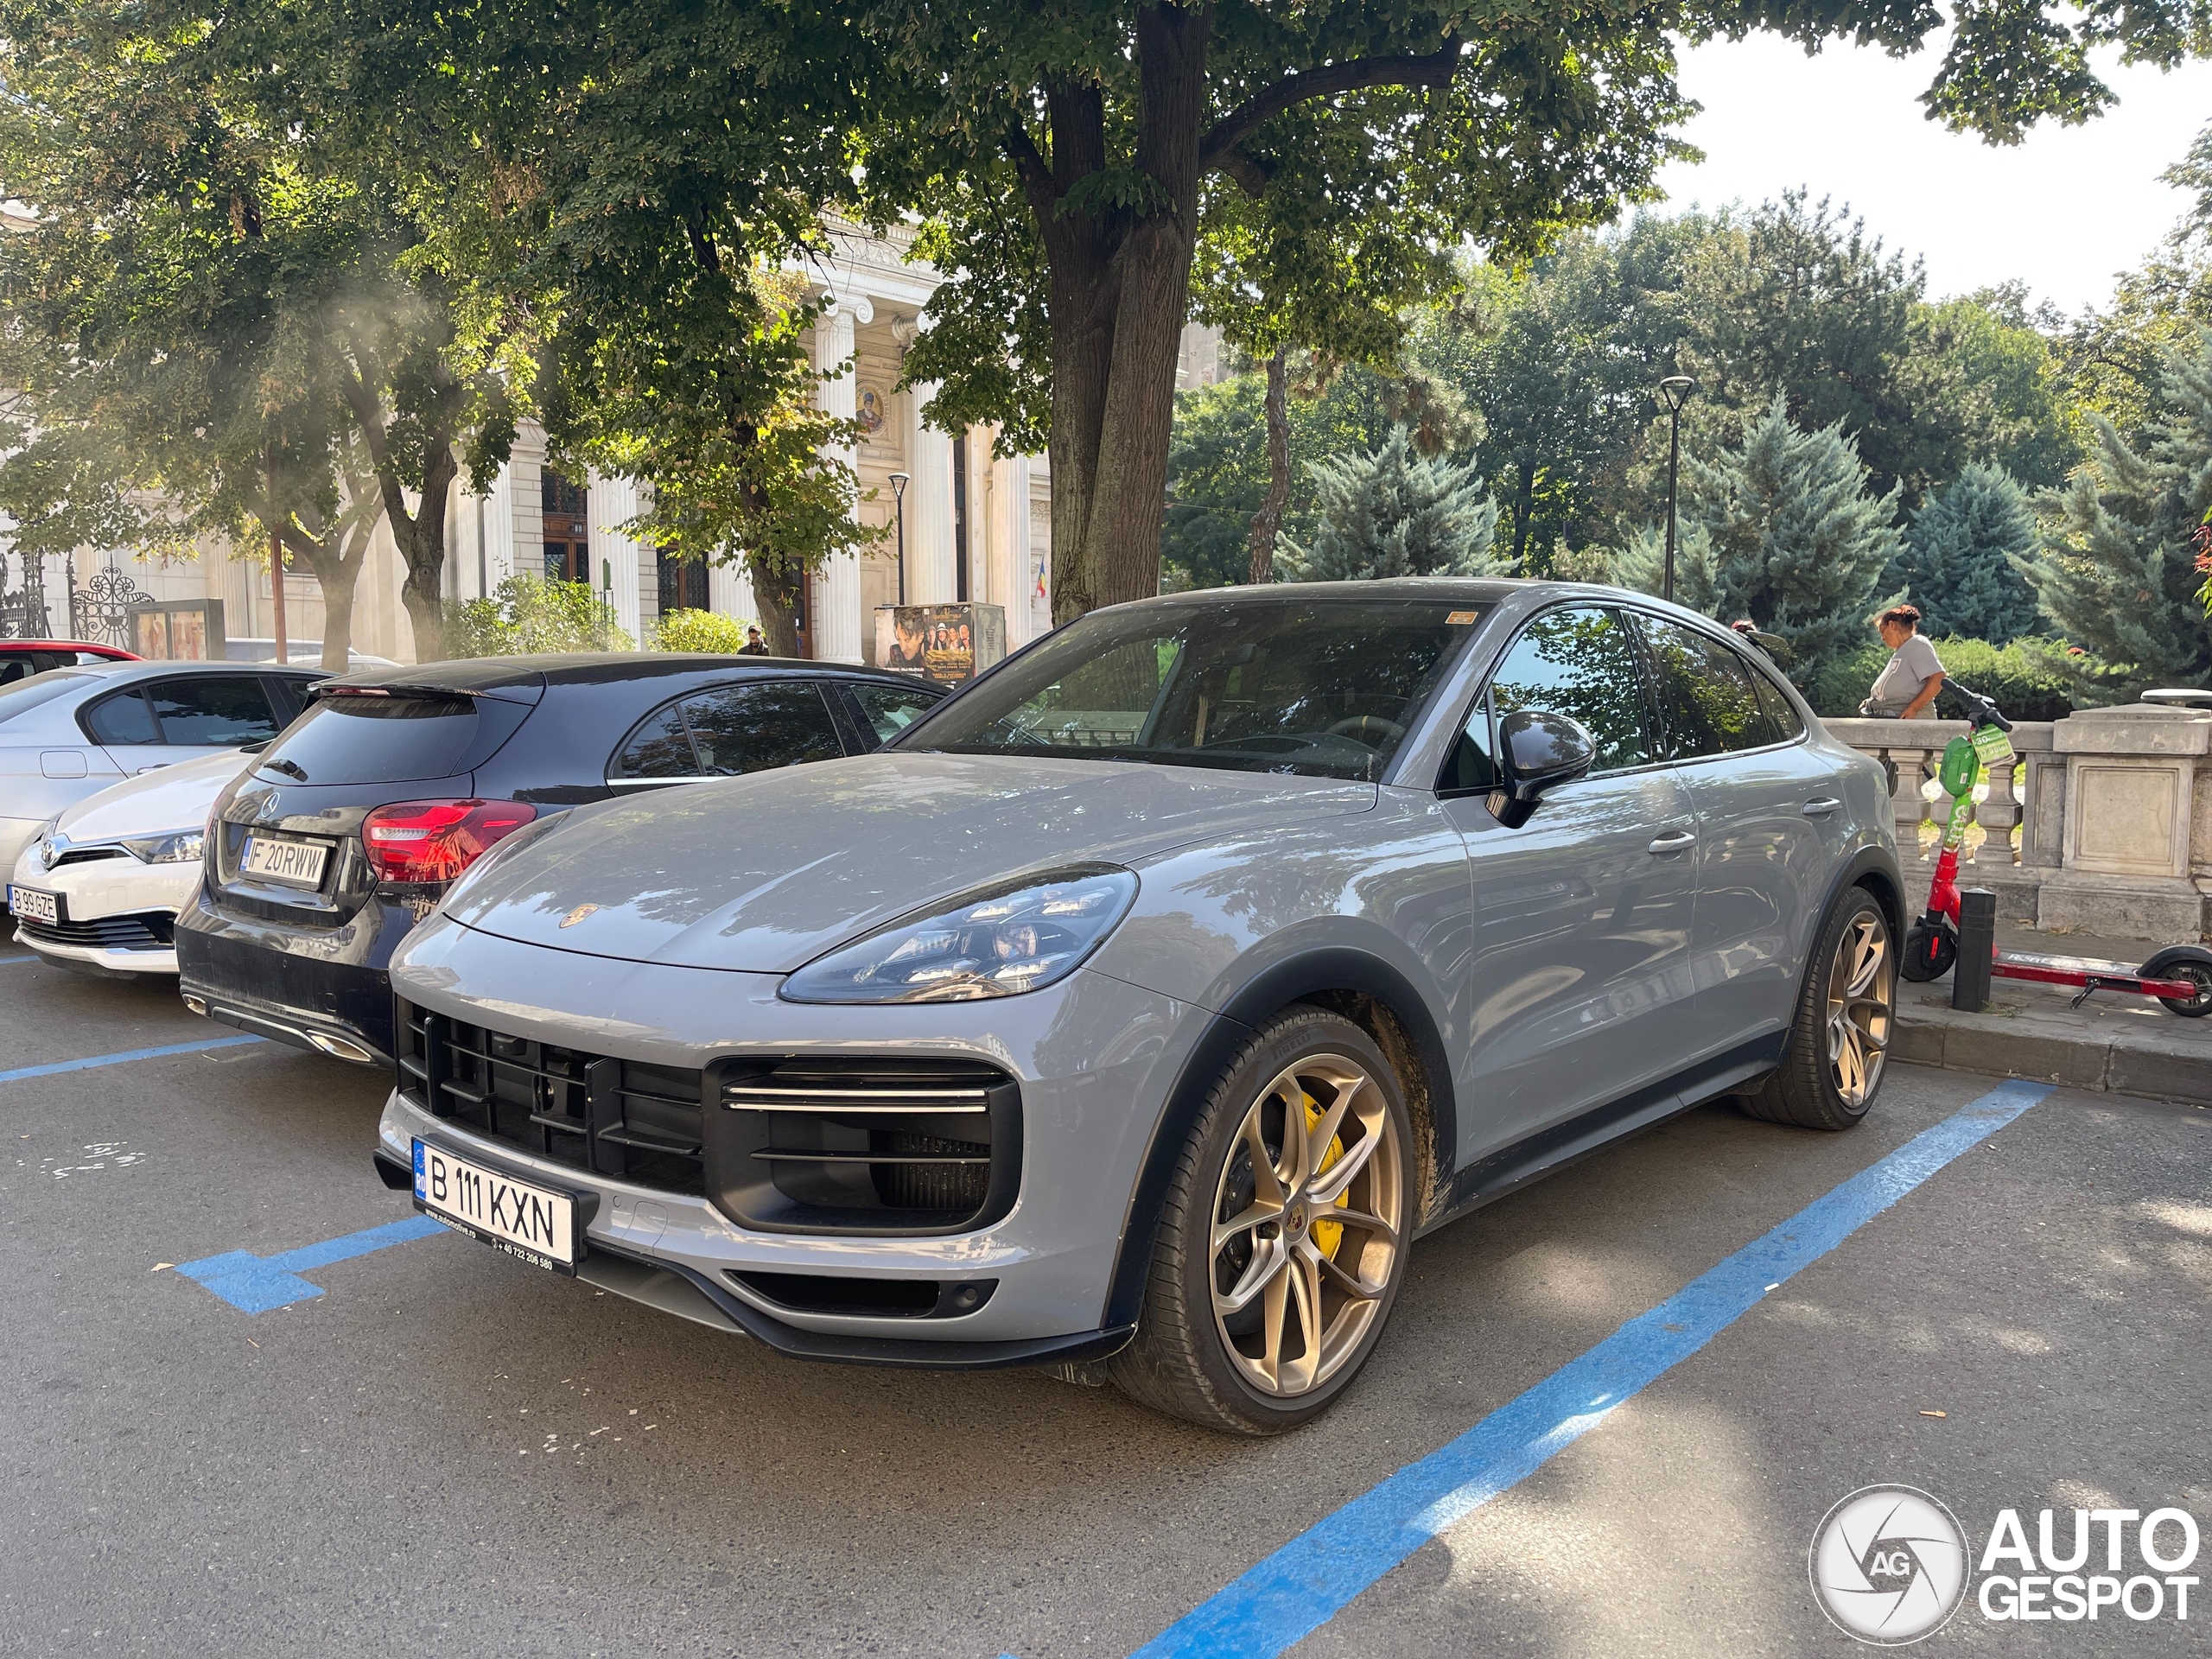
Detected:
left=8, top=885, right=60, bottom=925
left=413, top=1140, right=579, bottom=1273
left=239, top=834, right=328, bottom=888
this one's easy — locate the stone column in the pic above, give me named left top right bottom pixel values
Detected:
left=811, top=300, right=866, bottom=663
left=588, top=471, right=646, bottom=643
left=989, top=449, right=1033, bottom=645
left=906, top=382, right=955, bottom=603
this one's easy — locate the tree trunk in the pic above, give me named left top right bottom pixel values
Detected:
left=386, top=443, right=458, bottom=663
left=1032, top=5, right=1210, bottom=624
left=1511, top=462, right=1535, bottom=575
left=1247, top=346, right=1290, bottom=584
left=751, top=560, right=804, bottom=657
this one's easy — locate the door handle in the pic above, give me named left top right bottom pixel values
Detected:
left=1802, top=798, right=1842, bottom=817
left=1648, top=830, right=1696, bottom=855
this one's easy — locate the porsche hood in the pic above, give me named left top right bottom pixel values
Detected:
left=435, top=751, right=1375, bottom=974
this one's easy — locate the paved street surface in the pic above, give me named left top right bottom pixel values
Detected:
left=2, top=946, right=2205, bottom=1657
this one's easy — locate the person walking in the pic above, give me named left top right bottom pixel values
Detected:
left=1859, top=605, right=1946, bottom=718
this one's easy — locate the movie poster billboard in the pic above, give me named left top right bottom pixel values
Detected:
left=875, top=602, right=1006, bottom=686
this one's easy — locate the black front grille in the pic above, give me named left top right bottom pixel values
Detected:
left=713, top=1059, right=1021, bottom=1235
left=18, top=911, right=174, bottom=951
left=392, top=1002, right=1022, bottom=1236
left=394, top=1001, right=706, bottom=1197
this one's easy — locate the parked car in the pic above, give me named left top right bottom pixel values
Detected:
left=7, top=747, right=257, bottom=976
left=0, top=639, right=141, bottom=683
left=178, top=653, right=946, bottom=1068
left=226, top=638, right=400, bottom=671
left=0, top=659, right=323, bottom=897
left=372, top=581, right=1902, bottom=1433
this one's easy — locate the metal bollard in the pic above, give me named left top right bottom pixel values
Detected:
left=1952, top=888, right=1996, bottom=1013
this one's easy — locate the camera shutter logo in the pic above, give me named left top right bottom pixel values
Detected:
left=1810, top=1485, right=1972, bottom=1644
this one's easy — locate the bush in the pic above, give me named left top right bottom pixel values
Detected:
left=442, top=574, right=632, bottom=658
left=1808, top=634, right=2126, bottom=723
left=651, top=607, right=756, bottom=652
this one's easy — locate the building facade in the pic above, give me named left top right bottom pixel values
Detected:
left=0, top=222, right=1230, bottom=665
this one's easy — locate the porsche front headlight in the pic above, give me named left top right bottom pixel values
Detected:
left=780, top=866, right=1139, bottom=1004
left=121, top=830, right=206, bottom=865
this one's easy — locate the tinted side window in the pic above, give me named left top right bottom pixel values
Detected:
left=680, top=682, right=844, bottom=775
left=147, top=677, right=280, bottom=745
left=1750, top=664, right=1805, bottom=741
left=83, top=689, right=161, bottom=745
left=610, top=700, right=699, bottom=779
left=848, top=683, right=942, bottom=747
left=1637, top=619, right=1776, bottom=758
left=1486, top=607, right=1653, bottom=772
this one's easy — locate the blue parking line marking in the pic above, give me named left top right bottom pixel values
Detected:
left=177, top=1214, right=449, bottom=1314
left=0, top=1033, right=263, bottom=1084
left=0, top=954, right=35, bottom=964
left=1122, top=1078, right=2053, bottom=1659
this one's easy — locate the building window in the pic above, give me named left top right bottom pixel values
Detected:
left=658, top=554, right=709, bottom=614
left=543, top=471, right=590, bottom=584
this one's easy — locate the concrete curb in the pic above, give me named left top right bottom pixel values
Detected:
left=1893, top=988, right=2212, bottom=1104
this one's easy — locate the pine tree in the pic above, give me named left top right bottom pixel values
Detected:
left=1276, top=426, right=1503, bottom=582
left=1892, top=461, right=2043, bottom=644
left=1613, top=393, right=1901, bottom=681
left=2015, top=328, right=2212, bottom=684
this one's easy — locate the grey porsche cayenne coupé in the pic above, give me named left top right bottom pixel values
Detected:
left=375, top=581, right=1901, bottom=1433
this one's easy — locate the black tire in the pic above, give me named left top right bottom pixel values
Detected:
left=2141, top=946, right=2212, bottom=1018
left=1740, top=887, right=1896, bottom=1132
left=1109, top=1007, right=1414, bottom=1435
left=1898, top=918, right=1955, bottom=982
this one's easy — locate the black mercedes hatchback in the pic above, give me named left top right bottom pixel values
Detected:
left=176, top=653, right=945, bottom=1067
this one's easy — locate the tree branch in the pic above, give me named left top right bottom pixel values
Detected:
left=1198, top=35, right=1463, bottom=178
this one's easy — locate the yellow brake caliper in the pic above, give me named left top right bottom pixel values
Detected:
left=1304, top=1092, right=1350, bottom=1259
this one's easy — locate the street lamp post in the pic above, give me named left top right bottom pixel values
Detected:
left=888, top=472, right=910, bottom=606
left=1657, top=375, right=1697, bottom=605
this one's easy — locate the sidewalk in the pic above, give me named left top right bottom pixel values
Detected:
left=1892, top=924, right=2212, bottom=1104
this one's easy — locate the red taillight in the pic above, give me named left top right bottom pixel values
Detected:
left=361, top=798, right=537, bottom=885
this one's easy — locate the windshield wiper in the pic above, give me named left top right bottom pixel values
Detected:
left=263, top=758, right=308, bottom=782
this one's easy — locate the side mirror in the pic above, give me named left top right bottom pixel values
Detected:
left=1487, top=709, right=1597, bottom=828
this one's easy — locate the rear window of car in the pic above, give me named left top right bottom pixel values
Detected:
left=0, top=669, right=99, bottom=727
left=253, top=690, right=531, bottom=785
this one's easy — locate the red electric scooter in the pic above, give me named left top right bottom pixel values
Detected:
left=1897, top=683, right=2212, bottom=1016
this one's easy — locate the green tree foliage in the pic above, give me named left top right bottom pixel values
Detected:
left=1160, top=359, right=1433, bottom=589
left=652, top=609, right=759, bottom=652
left=2016, top=330, right=2212, bottom=685
left=1891, top=461, right=2043, bottom=645
left=0, top=0, right=524, bottom=664
left=1616, top=395, right=1900, bottom=681
left=443, top=575, right=632, bottom=658
left=1276, top=428, right=1501, bottom=582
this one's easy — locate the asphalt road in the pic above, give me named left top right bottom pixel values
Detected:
left=1, top=946, right=2205, bottom=1658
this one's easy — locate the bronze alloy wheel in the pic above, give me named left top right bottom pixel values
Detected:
left=1827, top=907, right=1895, bottom=1109
left=1207, top=1053, right=1404, bottom=1399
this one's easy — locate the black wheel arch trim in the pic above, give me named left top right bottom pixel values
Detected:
left=1100, top=946, right=1459, bottom=1333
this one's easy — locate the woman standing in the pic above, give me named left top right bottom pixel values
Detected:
left=1859, top=605, right=1947, bottom=719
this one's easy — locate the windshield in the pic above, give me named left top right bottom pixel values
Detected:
left=254, top=690, right=530, bottom=785
left=899, top=594, right=1485, bottom=781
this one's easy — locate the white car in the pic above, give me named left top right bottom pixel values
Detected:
left=0, top=659, right=323, bottom=882
left=7, top=747, right=257, bottom=976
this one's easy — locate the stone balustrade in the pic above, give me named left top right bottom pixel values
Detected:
left=1821, top=705, right=2212, bottom=939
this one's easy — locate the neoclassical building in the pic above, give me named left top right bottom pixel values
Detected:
left=0, top=220, right=1228, bottom=665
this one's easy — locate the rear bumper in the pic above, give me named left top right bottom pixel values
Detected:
left=176, top=887, right=397, bottom=1066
